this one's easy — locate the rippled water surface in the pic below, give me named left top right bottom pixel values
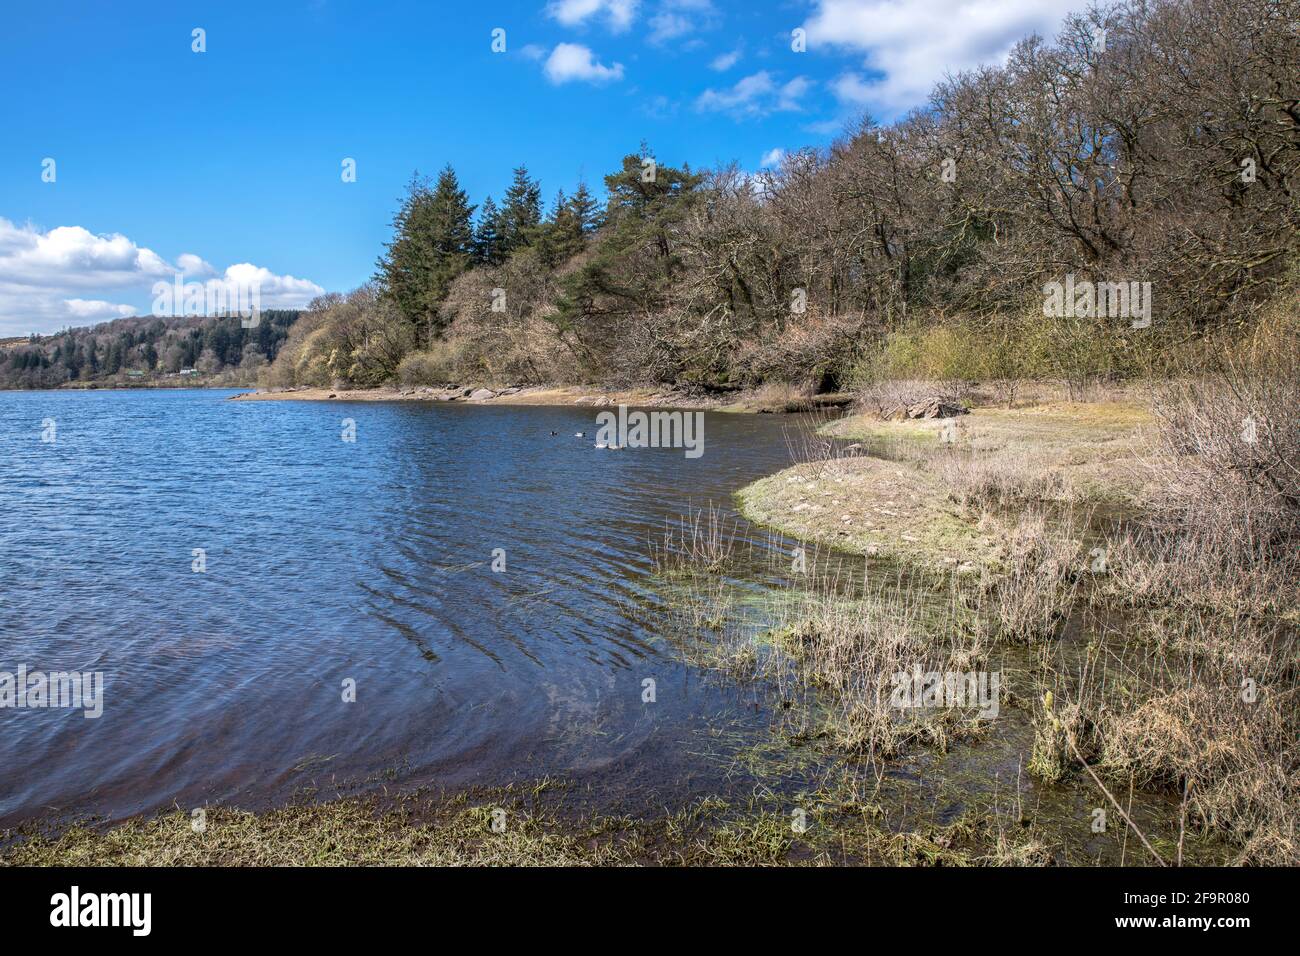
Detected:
left=0, top=389, right=802, bottom=825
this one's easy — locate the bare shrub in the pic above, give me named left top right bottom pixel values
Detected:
left=854, top=379, right=934, bottom=420
left=734, top=309, right=870, bottom=390
left=1145, top=312, right=1300, bottom=562
left=260, top=286, right=411, bottom=388
left=396, top=341, right=465, bottom=386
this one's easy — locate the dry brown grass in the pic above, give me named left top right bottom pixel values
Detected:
left=1088, top=651, right=1299, bottom=865
left=981, top=509, right=1084, bottom=644
left=939, top=451, right=1070, bottom=510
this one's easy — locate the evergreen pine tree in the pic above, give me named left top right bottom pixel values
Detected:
left=473, top=195, right=503, bottom=266
left=568, top=180, right=602, bottom=234
left=537, top=188, right=586, bottom=268
left=552, top=150, right=703, bottom=334
left=376, top=166, right=476, bottom=338
left=499, top=165, right=542, bottom=254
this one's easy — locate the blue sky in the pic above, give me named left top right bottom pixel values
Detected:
left=0, top=0, right=1082, bottom=335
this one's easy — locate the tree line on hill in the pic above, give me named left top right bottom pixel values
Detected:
left=0, top=312, right=300, bottom=389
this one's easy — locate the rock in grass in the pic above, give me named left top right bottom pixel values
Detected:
left=906, top=397, right=967, bottom=419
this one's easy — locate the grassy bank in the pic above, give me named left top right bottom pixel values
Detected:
left=735, top=398, right=1151, bottom=576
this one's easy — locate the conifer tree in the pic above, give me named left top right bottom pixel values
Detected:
left=553, top=149, right=703, bottom=332
left=537, top=188, right=586, bottom=268
left=473, top=195, right=503, bottom=266
left=499, top=165, right=542, bottom=254
left=376, top=166, right=476, bottom=338
left=568, top=180, right=602, bottom=234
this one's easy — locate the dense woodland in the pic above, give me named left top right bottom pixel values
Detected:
left=0, top=312, right=300, bottom=389
left=262, top=0, right=1297, bottom=396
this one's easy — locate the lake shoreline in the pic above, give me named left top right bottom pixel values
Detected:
left=229, top=383, right=855, bottom=414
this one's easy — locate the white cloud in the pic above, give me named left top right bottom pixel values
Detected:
left=647, top=0, right=717, bottom=44
left=696, top=71, right=812, bottom=116
left=0, top=222, right=172, bottom=288
left=547, top=0, right=639, bottom=33
left=519, top=44, right=547, bottom=61
left=63, top=298, right=136, bottom=320
left=805, top=0, right=1079, bottom=111
left=0, top=218, right=324, bottom=336
left=829, top=71, right=874, bottom=105
left=219, top=263, right=323, bottom=308
left=710, top=48, right=741, bottom=71
left=777, top=76, right=813, bottom=111
left=544, top=43, right=625, bottom=84
left=760, top=147, right=785, bottom=168
left=648, top=12, right=693, bottom=43
left=177, top=253, right=216, bottom=277
left=697, top=71, right=773, bottom=113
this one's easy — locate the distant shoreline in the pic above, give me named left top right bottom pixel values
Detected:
left=0, top=382, right=256, bottom=392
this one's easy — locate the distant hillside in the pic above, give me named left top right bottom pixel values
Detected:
left=0, top=311, right=300, bottom=389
